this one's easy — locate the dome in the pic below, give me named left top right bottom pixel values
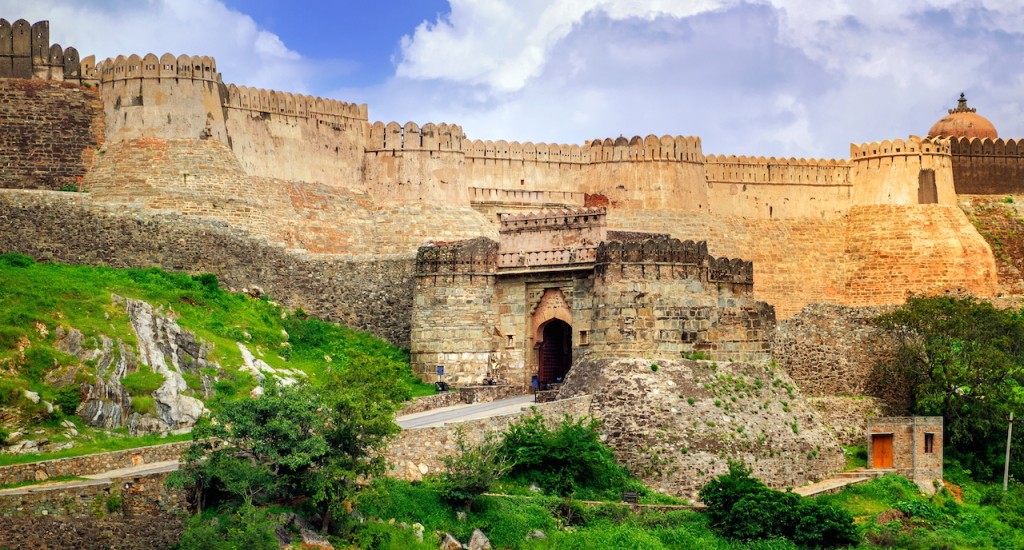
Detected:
left=928, top=93, right=998, bottom=139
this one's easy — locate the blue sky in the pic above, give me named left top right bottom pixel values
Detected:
left=2, top=0, right=1023, bottom=158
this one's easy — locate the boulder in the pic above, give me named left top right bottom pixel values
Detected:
left=440, top=533, right=462, bottom=550
left=468, top=529, right=492, bottom=550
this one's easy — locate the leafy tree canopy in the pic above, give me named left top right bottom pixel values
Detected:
left=875, top=295, right=1024, bottom=478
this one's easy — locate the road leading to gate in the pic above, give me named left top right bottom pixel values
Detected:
left=396, top=395, right=536, bottom=429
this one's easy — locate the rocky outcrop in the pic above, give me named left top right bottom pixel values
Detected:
left=121, top=297, right=207, bottom=433
left=558, top=357, right=845, bottom=500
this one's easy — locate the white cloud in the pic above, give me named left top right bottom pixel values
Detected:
left=397, top=0, right=735, bottom=92
left=381, top=0, right=1024, bottom=157
left=0, top=0, right=310, bottom=91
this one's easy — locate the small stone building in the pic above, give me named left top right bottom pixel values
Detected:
left=867, top=416, right=943, bottom=494
left=410, top=207, right=775, bottom=387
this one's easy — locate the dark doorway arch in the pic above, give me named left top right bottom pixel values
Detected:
left=538, top=319, right=572, bottom=387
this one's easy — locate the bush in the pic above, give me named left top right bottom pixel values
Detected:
left=0, top=253, right=35, bottom=267
left=440, top=428, right=511, bottom=509
left=699, top=461, right=858, bottom=547
left=792, top=502, right=860, bottom=547
left=177, top=505, right=280, bottom=550
left=500, top=413, right=629, bottom=497
left=53, top=386, right=81, bottom=415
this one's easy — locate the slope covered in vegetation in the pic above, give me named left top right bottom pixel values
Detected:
left=0, top=253, right=430, bottom=460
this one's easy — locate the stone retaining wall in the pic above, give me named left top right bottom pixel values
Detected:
left=0, top=190, right=416, bottom=346
left=0, top=440, right=191, bottom=486
left=387, top=395, right=593, bottom=481
left=0, top=471, right=187, bottom=517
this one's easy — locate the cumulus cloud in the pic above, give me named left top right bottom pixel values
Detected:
left=0, top=0, right=310, bottom=91
left=383, top=0, right=1024, bottom=157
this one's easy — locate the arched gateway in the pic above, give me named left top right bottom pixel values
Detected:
left=538, top=319, right=572, bottom=387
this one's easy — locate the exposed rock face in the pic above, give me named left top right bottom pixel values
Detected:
left=559, top=357, right=845, bottom=500
left=54, top=328, right=137, bottom=429
left=121, top=297, right=207, bottom=432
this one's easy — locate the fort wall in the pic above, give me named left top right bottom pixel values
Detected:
left=0, top=190, right=417, bottom=346
left=950, top=137, right=1024, bottom=194
left=0, top=79, right=104, bottom=190
left=411, top=238, right=498, bottom=384
left=364, top=121, right=469, bottom=204
left=704, top=155, right=851, bottom=218
left=589, top=239, right=773, bottom=363
left=850, top=137, right=956, bottom=206
left=224, top=84, right=367, bottom=187
left=0, top=19, right=86, bottom=84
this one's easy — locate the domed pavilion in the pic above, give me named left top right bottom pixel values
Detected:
left=928, top=93, right=998, bottom=139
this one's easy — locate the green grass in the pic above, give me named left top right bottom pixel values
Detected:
left=0, top=432, right=192, bottom=466
left=0, top=253, right=432, bottom=447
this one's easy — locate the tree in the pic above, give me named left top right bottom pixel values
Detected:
left=875, top=296, right=1024, bottom=477
left=170, top=353, right=406, bottom=531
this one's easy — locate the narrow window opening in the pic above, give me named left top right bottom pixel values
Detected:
left=579, top=330, right=590, bottom=346
left=924, top=433, right=935, bottom=453
left=506, top=334, right=515, bottom=348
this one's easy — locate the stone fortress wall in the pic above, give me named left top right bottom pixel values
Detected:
left=0, top=17, right=1010, bottom=348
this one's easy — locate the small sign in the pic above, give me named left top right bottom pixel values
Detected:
left=436, top=365, right=444, bottom=376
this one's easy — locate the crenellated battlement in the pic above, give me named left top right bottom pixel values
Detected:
left=587, top=134, right=703, bottom=163
left=0, top=19, right=86, bottom=84
left=498, top=207, right=605, bottom=232
left=96, top=53, right=220, bottom=84
left=850, top=136, right=950, bottom=160
left=368, top=121, right=465, bottom=152
left=949, top=136, right=1024, bottom=157
left=704, top=154, right=851, bottom=186
left=224, top=84, right=366, bottom=124
left=594, top=238, right=754, bottom=285
left=415, top=237, right=498, bottom=276
left=465, top=139, right=587, bottom=164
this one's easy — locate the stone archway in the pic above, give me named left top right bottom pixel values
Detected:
left=538, top=319, right=572, bottom=387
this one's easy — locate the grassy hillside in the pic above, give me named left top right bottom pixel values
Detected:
left=0, top=253, right=431, bottom=459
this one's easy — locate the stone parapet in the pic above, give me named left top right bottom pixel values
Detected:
left=0, top=441, right=192, bottom=486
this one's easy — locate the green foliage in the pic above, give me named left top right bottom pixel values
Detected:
left=500, top=413, right=630, bottom=498
left=699, top=461, right=858, bottom=547
left=875, top=295, right=1024, bottom=480
left=130, top=395, right=155, bottom=415
left=350, top=520, right=433, bottom=550
left=52, top=386, right=82, bottom=415
left=121, top=365, right=166, bottom=395
left=440, top=428, right=512, bottom=508
left=0, top=253, right=35, bottom=267
left=0, top=428, right=8, bottom=446
left=59, top=184, right=80, bottom=192
left=1004, top=196, right=1015, bottom=203
left=177, top=505, right=280, bottom=550
left=105, top=491, right=123, bottom=514
left=650, top=363, right=659, bottom=372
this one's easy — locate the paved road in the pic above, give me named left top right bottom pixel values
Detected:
left=397, top=395, right=536, bottom=429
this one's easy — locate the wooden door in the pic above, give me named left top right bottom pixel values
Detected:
left=872, top=434, right=893, bottom=469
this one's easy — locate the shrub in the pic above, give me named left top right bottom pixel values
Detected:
left=131, top=396, right=156, bottom=415
left=792, top=502, right=860, bottom=547
left=500, top=413, right=629, bottom=497
left=53, top=386, right=82, bottom=415
left=440, top=428, right=511, bottom=509
left=699, top=461, right=858, bottom=547
left=0, top=253, right=35, bottom=267
left=177, top=505, right=280, bottom=550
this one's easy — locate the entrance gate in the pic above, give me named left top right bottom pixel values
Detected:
left=538, top=319, right=572, bottom=387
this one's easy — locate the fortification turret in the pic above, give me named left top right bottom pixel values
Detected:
left=95, top=53, right=228, bottom=144
left=364, top=121, right=469, bottom=204
left=0, top=19, right=89, bottom=84
left=849, top=136, right=955, bottom=205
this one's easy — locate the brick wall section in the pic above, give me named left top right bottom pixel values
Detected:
left=558, top=357, right=845, bottom=501
left=0, top=440, right=192, bottom=485
left=386, top=395, right=593, bottom=481
left=0, top=190, right=416, bottom=346
left=867, top=416, right=943, bottom=494
left=0, top=471, right=187, bottom=517
left=806, top=396, right=883, bottom=446
left=0, top=79, right=104, bottom=189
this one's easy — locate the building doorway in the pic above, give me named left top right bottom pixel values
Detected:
left=538, top=319, right=572, bottom=388
left=872, top=434, right=894, bottom=469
